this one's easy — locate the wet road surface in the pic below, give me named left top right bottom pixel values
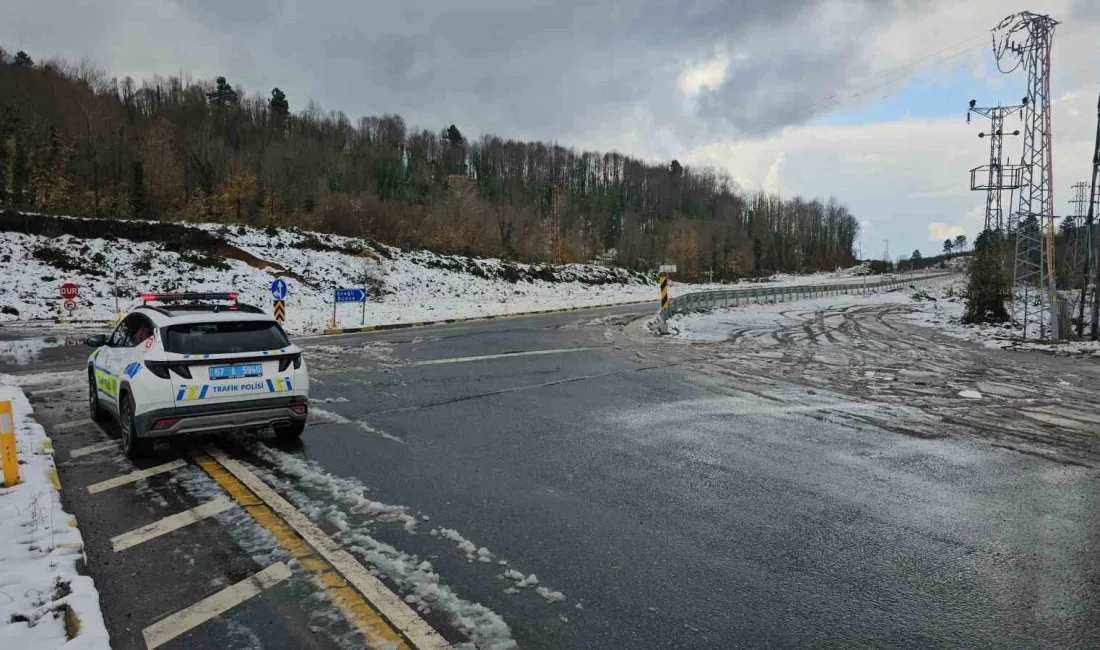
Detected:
left=2, top=300, right=1097, bottom=649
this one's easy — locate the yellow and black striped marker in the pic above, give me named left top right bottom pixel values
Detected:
left=659, top=275, right=669, bottom=314
left=274, top=299, right=286, bottom=323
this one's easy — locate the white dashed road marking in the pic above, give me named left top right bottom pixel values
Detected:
left=87, top=459, right=188, bottom=494
left=142, top=561, right=292, bottom=649
left=410, top=346, right=598, bottom=367
left=69, top=440, right=119, bottom=458
left=111, top=497, right=236, bottom=552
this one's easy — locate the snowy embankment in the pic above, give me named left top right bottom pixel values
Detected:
left=670, top=275, right=1100, bottom=359
left=0, top=377, right=109, bottom=649
left=0, top=218, right=655, bottom=334
left=665, top=280, right=949, bottom=341
left=0, top=215, right=890, bottom=335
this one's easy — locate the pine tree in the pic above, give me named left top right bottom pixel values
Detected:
left=269, top=88, right=289, bottom=117
left=963, top=229, right=1010, bottom=324
left=206, top=76, right=238, bottom=106
left=911, top=249, right=922, bottom=268
left=12, top=51, right=33, bottom=67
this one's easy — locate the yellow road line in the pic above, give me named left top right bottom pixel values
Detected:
left=191, top=451, right=416, bottom=649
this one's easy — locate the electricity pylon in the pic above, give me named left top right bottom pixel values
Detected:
left=993, top=11, right=1060, bottom=338
left=967, top=101, right=1024, bottom=233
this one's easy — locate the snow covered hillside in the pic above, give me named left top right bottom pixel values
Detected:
left=0, top=215, right=655, bottom=333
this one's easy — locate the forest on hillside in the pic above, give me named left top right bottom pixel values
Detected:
left=0, top=48, right=861, bottom=280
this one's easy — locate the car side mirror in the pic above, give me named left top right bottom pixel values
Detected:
left=85, top=334, right=108, bottom=348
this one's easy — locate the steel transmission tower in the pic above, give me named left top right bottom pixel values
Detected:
left=967, top=101, right=1024, bottom=232
left=993, top=11, right=1060, bottom=338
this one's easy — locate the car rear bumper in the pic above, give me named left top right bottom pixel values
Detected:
left=134, top=395, right=308, bottom=438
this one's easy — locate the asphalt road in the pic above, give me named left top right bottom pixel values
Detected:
left=2, top=300, right=1098, bottom=649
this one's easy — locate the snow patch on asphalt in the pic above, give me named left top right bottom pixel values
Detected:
left=241, top=442, right=517, bottom=649
left=0, top=376, right=110, bottom=649
left=309, top=408, right=405, bottom=444
left=432, top=528, right=494, bottom=563
left=958, top=390, right=983, bottom=400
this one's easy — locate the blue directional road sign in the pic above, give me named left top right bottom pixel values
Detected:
left=334, top=288, right=366, bottom=303
left=270, top=278, right=288, bottom=300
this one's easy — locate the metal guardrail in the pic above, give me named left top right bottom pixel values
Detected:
left=655, top=272, right=955, bottom=333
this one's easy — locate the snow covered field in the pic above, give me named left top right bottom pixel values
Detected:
left=0, top=376, right=109, bottom=649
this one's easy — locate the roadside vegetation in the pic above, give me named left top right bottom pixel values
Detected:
left=0, top=48, right=859, bottom=281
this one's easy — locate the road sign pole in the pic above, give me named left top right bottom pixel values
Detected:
left=332, top=296, right=337, bottom=329
left=0, top=400, right=18, bottom=487
left=361, top=293, right=366, bottom=326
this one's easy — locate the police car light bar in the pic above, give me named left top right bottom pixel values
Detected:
left=140, top=292, right=239, bottom=304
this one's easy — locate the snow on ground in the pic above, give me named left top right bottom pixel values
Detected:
left=235, top=437, right=577, bottom=649
left=666, top=280, right=948, bottom=342
left=0, top=377, right=109, bottom=649
left=671, top=274, right=1100, bottom=360
left=1, top=217, right=924, bottom=335
left=0, top=224, right=654, bottom=334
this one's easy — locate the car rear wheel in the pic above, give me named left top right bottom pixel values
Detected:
left=88, top=370, right=108, bottom=422
left=274, top=420, right=306, bottom=441
left=119, top=394, right=152, bottom=459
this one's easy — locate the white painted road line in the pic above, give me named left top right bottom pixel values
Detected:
left=410, top=346, right=599, bottom=367
left=142, top=561, right=292, bottom=649
left=69, top=440, right=118, bottom=458
left=87, top=459, right=188, bottom=495
left=52, top=418, right=96, bottom=432
left=205, top=445, right=451, bottom=649
left=112, top=497, right=235, bottom=552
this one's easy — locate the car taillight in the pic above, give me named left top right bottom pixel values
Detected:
left=279, top=354, right=301, bottom=372
left=294, top=355, right=302, bottom=369
left=169, top=364, right=192, bottom=379
left=289, top=404, right=307, bottom=415
left=152, top=418, right=180, bottom=430
left=145, top=360, right=170, bottom=379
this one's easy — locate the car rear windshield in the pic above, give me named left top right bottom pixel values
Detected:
left=163, top=321, right=290, bottom=355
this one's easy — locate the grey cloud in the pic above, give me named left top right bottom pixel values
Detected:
left=1070, top=0, right=1100, bottom=20
left=7, top=0, right=915, bottom=153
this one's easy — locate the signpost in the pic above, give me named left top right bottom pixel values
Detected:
left=60, top=282, right=78, bottom=321
left=333, top=288, right=368, bottom=327
left=271, top=279, right=288, bottom=324
left=656, top=264, right=676, bottom=335
left=270, top=279, right=288, bottom=300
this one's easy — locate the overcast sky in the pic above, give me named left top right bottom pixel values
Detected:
left=4, top=0, right=1098, bottom=258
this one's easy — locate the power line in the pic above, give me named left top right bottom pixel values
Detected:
left=806, top=33, right=990, bottom=116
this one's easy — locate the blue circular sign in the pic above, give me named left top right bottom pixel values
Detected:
left=270, top=278, right=288, bottom=300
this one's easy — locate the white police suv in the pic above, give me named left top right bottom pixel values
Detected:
left=85, top=292, right=309, bottom=457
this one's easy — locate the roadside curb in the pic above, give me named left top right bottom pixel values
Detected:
left=320, top=300, right=656, bottom=335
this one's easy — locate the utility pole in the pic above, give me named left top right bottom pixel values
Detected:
left=883, top=239, right=890, bottom=269
left=1086, top=88, right=1100, bottom=339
